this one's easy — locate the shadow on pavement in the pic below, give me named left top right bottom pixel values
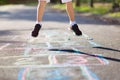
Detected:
left=0, top=11, right=11, bottom=15
left=0, top=29, right=31, bottom=36
left=0, top=40, right=24, bottom=43
left=0, top=30, right=17, bottom=36
left=0, top=8, right=36, bottom=21
left=49, top=49, right=120, bottom=62
left=0, top=6, right=115, bottom=25
left=93, top=47, right=120, bottom=53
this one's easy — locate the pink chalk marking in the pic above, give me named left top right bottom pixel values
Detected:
left=22, top=68, right=30, bottom=80
left=65, top=56, right=88, bottom=64
left=53, top=56, right=58, bottom=64
left=53, top=55, right=107, bottom=65
left=3, top=48, right=45, bottom=52
left=96, top=57, right=106, bottom=65
left=81, top=66, right=95, bottom=80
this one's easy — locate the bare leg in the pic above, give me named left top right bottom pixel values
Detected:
left=66, top=1, right=75, bottom=22
left=32, top=1, right=47, bottom=37
left=37, top=1, right=47, bottom=22
left=65, top=1, right=82, bottom=36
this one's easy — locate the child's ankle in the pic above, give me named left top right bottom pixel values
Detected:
left=70, top=21, right=77, bottom=26
left=36, top=21, right=42, bottom=25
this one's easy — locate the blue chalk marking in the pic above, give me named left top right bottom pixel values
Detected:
left=46, top=42, right=53, bottom=48
left=86, top=67, right=100, bottom=80
left=101, top=57, right=109, bottom=65
left=18, top=68, right=25, bottom=80
left=23, top=47, right=31, bottom=56
left=88, top=41, right=102, bottom=47
left=26, top=68, right=31, bottom=80
left=17, top=47, right=31, bottom=80
left=18, top=40, right=33, bottom=80
left=80, top=65, right=100, bottom=80
left=45, top=76, right=70, bottom=80
left=45, top=69, right=70, bottom=80
left=72, top=48, right=84, bottom=54
left=82, top=33, right=93, bottom=40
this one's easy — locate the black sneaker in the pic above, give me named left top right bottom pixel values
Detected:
left=31, top=24, right=41, bottom=37
left=70, top=24, right=82, bottom=36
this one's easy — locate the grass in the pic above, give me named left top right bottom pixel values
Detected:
left=52, top=3, right=120, bottom=17
left=108, top=12, right=120, bottom=17
left=75, top=5, right=110, bottom=14
left=52, top=3, right=112, bottom=14
left=52, top=4, right=65, bottom=10
left=75, top=6, right=91, bottom=12
left=24, top=2, right=37, bottom=6
left=74, top=3, right=112, bottom=14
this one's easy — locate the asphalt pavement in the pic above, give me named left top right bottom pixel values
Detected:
left=0, top=5, right=120, bottom=80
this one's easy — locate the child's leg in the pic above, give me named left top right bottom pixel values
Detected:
left=32, top=0, right=48, bottom=37
left=66, top=1, right=75, bottom=22
left=37, top=1, right=47, bottom=24
left=64, top=1, right=82, bottom=36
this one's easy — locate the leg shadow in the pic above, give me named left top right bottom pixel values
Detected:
left=93, top=47, right=120, bottom=52
left=49, top=49, right=120, bottom=62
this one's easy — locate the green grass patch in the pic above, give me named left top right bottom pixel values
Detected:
left=75, top=6, right=91, bottom=12
left=90, top=7, right=110, bottom=14
left=108, top=12, right=120, bottom=17
left=52, top=3, right=111, bottom=15
left=52, top=4, right=65, bottom=10
left=75, top=6, right=109, bottom=14
left=24, top=2, right=37, bottom=6
left=51, top=3, right=120, bottom=18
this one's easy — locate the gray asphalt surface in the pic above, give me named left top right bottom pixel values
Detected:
left=0, top=5, right=120, bottom=80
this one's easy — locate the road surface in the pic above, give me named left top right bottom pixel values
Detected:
left=0, top=5, right=120, bottom=80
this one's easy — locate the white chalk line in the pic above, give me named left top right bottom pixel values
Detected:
left=65, top=33, right=93, bottom=40
left=4, top=34, right=98, bottom=59
left=0, top=43, right=11, bottom=50
left=2, top=46, right=96, bottom=51
left=0, top=64, right=105, bottom=68
left=0, top=36, right=18, bottom=50
left=22, top=37, right=37, bottom=57
left=82, top=33, right=93, bottom=40
left=0, top=53, right=87, bottom=59
left=0, top=34, right=103, bottom=68
left=88, top=41, right=102, bottom=47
